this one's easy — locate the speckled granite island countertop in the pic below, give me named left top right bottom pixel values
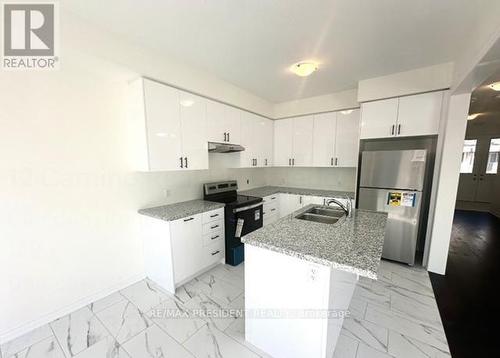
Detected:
left=241, top=205, right=387, bottom=279
left=239, top=186, right=355, bottom=199
left=138, top=200, right=225, bottom=221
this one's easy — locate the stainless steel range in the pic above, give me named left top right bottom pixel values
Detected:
left=203, top=180, right=263, bottom=266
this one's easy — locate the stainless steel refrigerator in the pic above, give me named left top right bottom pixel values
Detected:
left=358, top=150, right=427, bottom=265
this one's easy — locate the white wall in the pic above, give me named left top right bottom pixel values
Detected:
left=427, top=93, right=471, bottom=274
left=273, top=89, right=359, bottom=119
left=265, top=168, right=356, bottom=192
left=357, top=63, right=454, bottom=102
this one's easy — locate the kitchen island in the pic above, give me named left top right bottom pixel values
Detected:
left=241, top=204, right=387, bottom=358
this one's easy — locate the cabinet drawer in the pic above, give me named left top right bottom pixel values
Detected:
left=262, top=194, right=278, bottom=204
left=204, top=240, right=224, bottom=265
left=202, top=208, right=224, bottom=223
left=202, top=219, right=223, bottom=235
left=203, top=230, right=223, bottom=247
left=263, top=202, right=278, bottom=217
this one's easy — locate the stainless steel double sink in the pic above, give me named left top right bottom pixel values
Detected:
left=295, top=206, right=346, bottom=225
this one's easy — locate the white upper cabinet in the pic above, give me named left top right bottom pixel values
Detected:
left=313, top=112, right=337, bottom=167
left=142, top=79, right=183, bottom=171
left=360, top=91, right=443, bottom=139
left=259, top=116, right=274, bottom=167
left=274, top=118, right=294, bottom=166
left=179, top=91, right=208, bottom=170
left=397, top=91, right=443, bottom=137
left=206, top=100, right=241, bottom=144
left=292, top=116, right=314, bottom=167
left=335, top=109, right=360, bottom=167
left=132, top=78, right=208, bottom=171
left=239, top=111, right=258, bottom=168
left=360, top=98, right=399, bottom=139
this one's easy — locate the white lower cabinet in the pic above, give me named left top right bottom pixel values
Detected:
left=279, top=194, right=304, bottom=217
left=262, top=194, right=280, bottom=226
left=142, top=208, right=224, bottom=294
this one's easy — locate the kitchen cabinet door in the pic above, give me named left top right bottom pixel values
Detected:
left=292, top=116, right=314, bottom=167
left=206, top=100, right=227, bottom=143
left=312, top=112, right=336, bottom=167
left=239, top=112, right=258, bottom=167
left=143, top=79, right=183, bottom=171
left=225, top=106, right=242, bottom=145
left=360, top=98, right=399, bottom=139
left=179, top=91, right=208, bottom=170
left=397, top=91, right=442, bottom=137
left=335, top=109, right=360, bottom=167
left=258, top=116, right=274, bottom=167
left=279, top=194, right=303, bottom=217
left=303, top=196, right=326, bottom=206
left=170, top=215, right=203, bottom=284
left=274, top=118, right=294, bottom=166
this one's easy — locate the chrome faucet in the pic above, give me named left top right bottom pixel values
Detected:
left=326, top=196, right=353, bottom=218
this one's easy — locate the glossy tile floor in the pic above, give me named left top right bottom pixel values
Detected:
left=1, top=260, right=449, bottom=358
left=430, top=210, right=500, bottom=358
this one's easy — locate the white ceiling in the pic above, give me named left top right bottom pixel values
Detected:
left=63, top=0, right=493, bottom=103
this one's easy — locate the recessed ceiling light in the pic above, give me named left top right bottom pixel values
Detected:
left=489, top=82, right=500, bottom=91
left=180, top=99, right=195, bottom=107
left=468, top=113, right=480, bottom=120
left=341, top=109, right=354, bottom=115
left=290, top=62, right=318, bottom=77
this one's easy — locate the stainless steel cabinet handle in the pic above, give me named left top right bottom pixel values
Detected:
left=271, top=208, right=276, bottom=212
left=210, top=224, right=219, bottom=229
left=331, top=158, right=333, bottom=166
left=183, top=217, right=194, bottom=222
left=224, top=132, right=227, bottom=142
left=289, top=158, right=291, bottom=166
left=211, top=250, right=220, bottom=256
left=391, top=125, right=395, bottom=136
left=211, top=235, right=219, bottom=240
left=335, top=157, right=338, bottom=166
left=299, top=196, right=302, bottom=204
left=227, top=132, right=230, bottom=142
left=271, top=196, right=276, bottom=200
left=397, top=124, right=401, bottom=135
left=180, top=157, right=184, bottom=168
left=210, top=214, right=219, bottom=218
left=184, top=157, right=188, bottom=168
left=292, top=158, right=295, bottom=166
left=265, top=158, right=268, bottom=166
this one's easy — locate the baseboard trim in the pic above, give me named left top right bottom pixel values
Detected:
left=0, top=273, right=146, bottom=345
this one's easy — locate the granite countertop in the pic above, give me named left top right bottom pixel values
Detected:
left=239, top=186, right=355, bottom=199
left=241, top=205, right=387, bottom=279
left=138, top=200, right=225, bottom=221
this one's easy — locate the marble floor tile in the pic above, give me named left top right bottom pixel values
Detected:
left=95, top=300, right=152, bottom=344
left=147, top=296, right=206, bottom=343
left=342, top=317, right=388, bottom=353
left=121, top=325, right=192, bottom=358
left=333, top=334, right=359, bottom=358
left=184, top=323, right=260, bottom=358
left=179, top=276, right=243, bottom=308
left=390, top=292, right=443, bottom=331
left=356, top=342, right=395, bottom=358
left=387, top=331, right=451, bottom=358
left=72, top=336, right=130, bottom=358
left=183, top=293, right=238, bottom=331
left=88, top=292, right=126, bottom=313
left=1, top=324, right=53, bottom=357
left=198, top=266, right=245, bottom=290
left=5, top=336, right=65, bottom=358
left=50, top=306, right=109, bottom=357
left=223, top=318, right=273, bottom=358
left=390, top=272, right=434, bottom=297
left=120, top=279, right=170, bottom=313
left=364, top=304, right=448, bottom=352
left=348, top=297, right=367, bottom=320
left=353, top=283, right=391, bottom=309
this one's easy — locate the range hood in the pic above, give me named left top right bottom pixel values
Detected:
left=208, top=142, right=245, bottom=153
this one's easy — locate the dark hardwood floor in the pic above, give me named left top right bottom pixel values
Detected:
left=429, top=210, right=500, bottom=358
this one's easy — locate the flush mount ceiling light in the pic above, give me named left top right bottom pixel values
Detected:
left=468, top=113, right=480, bottom=120
left=489, top=82, right=500, bottom=91
left=180, top=99, right=195, bottom=107
left=341, top=109, right=354, bottom=115
left=290, top=62, right=318, bottom=77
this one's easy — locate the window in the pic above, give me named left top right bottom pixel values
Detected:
left=460, top=139, right=477, bottom=173
left=486, top=138, right=500, bottom=174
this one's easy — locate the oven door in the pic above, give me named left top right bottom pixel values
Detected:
left=232, top=202, right=263, bottom=238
